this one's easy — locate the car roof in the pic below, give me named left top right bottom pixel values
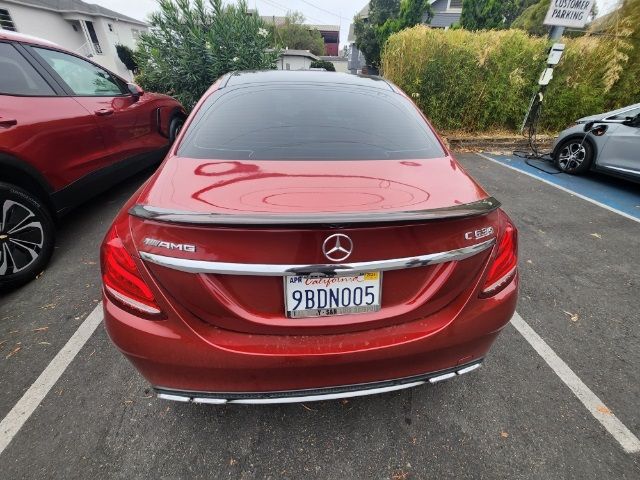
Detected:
left=223, top=70, right=396, bottom=92
left=0, top=30, right=59, bottom=49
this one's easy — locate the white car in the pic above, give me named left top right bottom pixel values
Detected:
left=553, top=103, right=640, bottom=181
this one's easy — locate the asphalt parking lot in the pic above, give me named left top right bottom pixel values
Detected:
left=1, top=153, right=639, bottom=479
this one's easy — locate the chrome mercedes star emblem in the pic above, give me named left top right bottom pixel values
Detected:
left=322, top=233, right=353, bottom=262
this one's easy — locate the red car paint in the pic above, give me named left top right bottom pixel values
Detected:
left=0, top=30, right=184, bottom=211
left=101, top=71, right=518, bottom=401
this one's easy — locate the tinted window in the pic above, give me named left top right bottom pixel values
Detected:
left=0, top=42, right=55, bottom=96
left=178, top=85, right=445, bottom=160
left=608, top=106, right=640, bottom=120
left=34, top=47, right=123, bottom=96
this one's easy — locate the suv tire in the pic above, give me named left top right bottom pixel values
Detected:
left=0, top=182, right=55, bottom=290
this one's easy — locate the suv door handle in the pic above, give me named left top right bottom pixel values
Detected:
left=0, top=118, right=18, bottom=128
left=95, top=108, right=114, bottom=116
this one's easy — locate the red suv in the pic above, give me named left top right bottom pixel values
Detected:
left=0, top=31, right=185, bottom=289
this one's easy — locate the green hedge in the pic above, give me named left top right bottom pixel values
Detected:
left=381, top=26, right=636, bottom=132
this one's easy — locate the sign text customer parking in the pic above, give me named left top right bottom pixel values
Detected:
left=544, top=0, right=594, bottom=29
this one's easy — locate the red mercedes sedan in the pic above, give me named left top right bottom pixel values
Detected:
left=101, top=71, right=518, bottom=404
left=0, top=31, right=185, bottom=289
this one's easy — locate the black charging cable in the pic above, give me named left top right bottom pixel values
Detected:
left=513, top=91, right=563, bottom=174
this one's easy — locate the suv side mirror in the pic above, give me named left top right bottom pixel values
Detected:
left=127, top=83, right=144, bottom=100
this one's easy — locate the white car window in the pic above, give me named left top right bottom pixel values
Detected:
left=34, top=47, right=123, bottom=96
left=606, top=106, right=640, bottom=121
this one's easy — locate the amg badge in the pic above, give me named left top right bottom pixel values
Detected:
left=144, top=238, right=196, bottom=253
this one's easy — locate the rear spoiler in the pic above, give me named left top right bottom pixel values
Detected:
left=129, top=197, right=500, bottom=226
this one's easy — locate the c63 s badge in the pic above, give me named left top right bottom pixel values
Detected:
left=144, top=238, right=196, bottom=253
left=465, top=227, right=494, bottom=241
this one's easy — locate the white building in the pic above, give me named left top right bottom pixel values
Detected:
left=277, top=49, right=319, bottom=71
left=0, top=0, right=148, bottom=79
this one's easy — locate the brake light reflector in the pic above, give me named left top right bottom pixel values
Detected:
left=101, top=225, right=163, bottom=316
left=480, top=222, right=518, bottom=297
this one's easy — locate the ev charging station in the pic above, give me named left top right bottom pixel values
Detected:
left=520, top=0, right=594, bottom=144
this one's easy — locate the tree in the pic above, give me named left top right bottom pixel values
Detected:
left=379, top=0, right=433, bottom=42
left=399, top=0, right=434, bottom=26
left=354, top=16, right=382, bottom=67
left=461, top=0, right=535, bottom=30
left=354, top=0, right=432, bottom=68
left=273, top=12, right=325, bottom=56
left=135, top=0, right=278, bottom=109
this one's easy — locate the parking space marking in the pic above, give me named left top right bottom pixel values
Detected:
left=0, top=303, right=103, bottom=456
left=2, top=302, right=638, bottom=456
left=475, top=153, right=640, bottom=224
left=510, top=312, right=640, bottom=454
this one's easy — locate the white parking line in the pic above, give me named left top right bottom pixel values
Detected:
left=0, top=303, right=103, bottom=456
left=510, top=312, right=640, bottom=454
left=1, top=303, right=638, bottom=456
left=475, top=153, right=640, bottom=224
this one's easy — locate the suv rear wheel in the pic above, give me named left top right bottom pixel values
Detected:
left=169, top=115, right=185, bottom=143
left=0, top=182, right=55, bottom=290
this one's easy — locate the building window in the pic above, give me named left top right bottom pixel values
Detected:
left=449, top=0, right=463, bottom=9
left=0, top=8, right=17, bottom=31
left=108, top=23, right=113, bottom=32
left=131, top=28, right=141, bottom=40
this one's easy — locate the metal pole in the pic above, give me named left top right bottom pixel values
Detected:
left=549, top=25, right=565, bottom=40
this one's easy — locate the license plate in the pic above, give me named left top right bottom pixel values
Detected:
left=284, top=272, right=382, bottom=318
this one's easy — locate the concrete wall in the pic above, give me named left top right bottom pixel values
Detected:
left=0, top=1, right=146, bottom=80
left=331, top=59, right=348, bottom=73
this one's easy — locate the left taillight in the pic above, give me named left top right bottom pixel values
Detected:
left=480, top=220, right=518, bottom=298
left=101, top=224, right=163, bottom=317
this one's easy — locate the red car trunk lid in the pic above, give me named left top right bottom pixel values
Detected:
left=129, top=156, right=501, bottom=335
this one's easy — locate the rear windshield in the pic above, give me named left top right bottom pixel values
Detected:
left=178, top=84, right=445, bottom=160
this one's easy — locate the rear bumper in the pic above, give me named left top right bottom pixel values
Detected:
left=103, top=275, right=517, bottom=396
left=154, top=361, right=483, bottom=404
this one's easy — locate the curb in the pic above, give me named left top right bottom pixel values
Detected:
left=446, top=136, right=555, bottom=153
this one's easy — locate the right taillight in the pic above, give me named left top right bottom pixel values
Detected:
left=101, top=224, right=163, bottom=317
left=480, top=221, right=518, bottom=297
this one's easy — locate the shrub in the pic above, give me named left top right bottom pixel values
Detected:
left=273, top=13, right=325, bottom=56
left=135, top=0, right=278, bottom=109
left=310, top=60, right=336, bottom=71
left=116, top=44, right=138, bottom=72
left=381, top=26, right=636, bottom=132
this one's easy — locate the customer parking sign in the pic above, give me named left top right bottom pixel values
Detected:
left=544, top=0, right=594, bottom=29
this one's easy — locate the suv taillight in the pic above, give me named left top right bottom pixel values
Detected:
left=101, top=225, right=163, bottom=317
left=480, top=222, right=518, bottom=297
